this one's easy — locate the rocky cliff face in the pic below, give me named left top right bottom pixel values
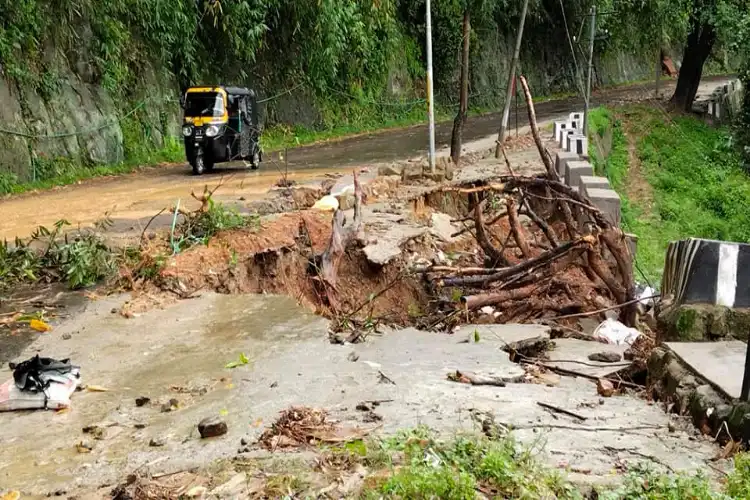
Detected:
left=0, top=50, right=180, bottom=184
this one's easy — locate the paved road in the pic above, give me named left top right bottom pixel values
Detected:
left=0, top=76, right=729, bottom=241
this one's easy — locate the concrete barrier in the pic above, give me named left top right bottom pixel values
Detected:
left=554, top=121, right=570, bottom=142
left=555, top=151, right=579, bottom=179
left=559, top=128, right=577, bottom=149
left=565, top=134, right=588, bottom=156
left=578, top=175, right=610, bottom=195
left=706, top=79, right=743, bottom=124
left=580, top=186, right=621, bottom=226
left=564, top=160, right=594, bottom=191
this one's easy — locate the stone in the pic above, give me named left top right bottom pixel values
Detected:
left=240, top=437, right=249, bottom=446
left=62, top=333, right=72, bottom=340
left=689, top=384, right=726, bottom=428
left=588, top=351, right=623, bottom=363
left=135, top=397, right=151, bottom=407
left=555, top=151, right=579, bottom=179
left=198, top=417, right=228, bottom=438
left=597, top=379, right=615, bottom=397
left=378, top=164, right=403, bottom=177
left=564, top=160, right=594, bottom=191
left=161, top=398, right=179, bottom=412
left=347, top=351, right=360, bottom=362
left=149, top=436, right=166, bottom=447
left=658, top=304, right=750, bottom=342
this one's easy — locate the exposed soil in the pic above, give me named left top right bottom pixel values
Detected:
left=620, top=113, right=655, bottom=212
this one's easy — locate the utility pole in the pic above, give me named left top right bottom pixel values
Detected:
left=654, top=45, right=661, bottom=99
left=583, top=5, right=596, bottom=136
left=426, top=0, right=436, bottom=173
left=495, top=0, right=529, bottom=158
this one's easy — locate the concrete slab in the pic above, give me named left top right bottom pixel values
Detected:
left=452, top=323, right=551, bottom=346
left=0, top=294, right=721, bottom=496
left=666, top=341, right=747, bottom=399
left=546, top=339, right=631, bottom=378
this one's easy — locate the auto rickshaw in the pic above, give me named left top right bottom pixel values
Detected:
left=180, top=85, right=262, bottom=175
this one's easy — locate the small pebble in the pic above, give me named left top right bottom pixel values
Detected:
left=149, top=437, right=166, bottom=447
left=62, top=333, right=72, bottom=340
left=135, top=396, right=151, bottom=407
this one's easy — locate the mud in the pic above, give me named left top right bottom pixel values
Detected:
left=0, top=294, right=725, bottom=497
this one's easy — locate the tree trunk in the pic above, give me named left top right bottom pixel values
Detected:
left=671, top=15, right=716, bottom=112
left=450, top=9, right=471, bottom=165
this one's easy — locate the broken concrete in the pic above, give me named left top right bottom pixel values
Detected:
left=0, top=294, right=722, bottom=496
left=665, top=341, right=747, bottom=400
left=657, top=303, right=750, bottom=342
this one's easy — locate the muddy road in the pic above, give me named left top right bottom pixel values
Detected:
left=0, top=76, right=728, bottom=241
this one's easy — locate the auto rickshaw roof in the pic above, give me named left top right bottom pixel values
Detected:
left=185, top=86, right=256, bottom=98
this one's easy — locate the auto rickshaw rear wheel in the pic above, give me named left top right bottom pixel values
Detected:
left=250, top=150, right=260, bottom=170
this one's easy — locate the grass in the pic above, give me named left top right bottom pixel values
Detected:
left=317, top=428, right=750, bottom=498
left=0, top=138, right=184, bottom=196
left=587, top=105, right=750, bottom=283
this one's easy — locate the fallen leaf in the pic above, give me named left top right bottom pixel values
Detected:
left=86, top=385, right=110, bottom=392
left=252, top=418, right=263, bottom=427
left=225, top=353, right=250, bottom=369
left=29, top=319, right=52, bottom=332
left=219, top=409, right=229, bottom=416
left=1, top=492, right=20, bottom=500
left=76, top=442, right=93, bottom=453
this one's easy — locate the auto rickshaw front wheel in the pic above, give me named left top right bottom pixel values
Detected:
left=250, top=150, right=261, bottom=170
left=191, top=150, right=214, bottom=176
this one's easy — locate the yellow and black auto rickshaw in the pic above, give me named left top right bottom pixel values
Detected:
left=180, top=86, right=262, bottom=175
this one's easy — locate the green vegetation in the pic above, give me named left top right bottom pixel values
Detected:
left=0, top=219, right=114, bottom=289
left=0, top=192, right=256, bottom=291
left=316, top=427, right=750, bottom=498
left=588, top=105, right=750, bottom=282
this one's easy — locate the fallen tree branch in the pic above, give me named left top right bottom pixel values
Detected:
left=472, top=194, right=508, bottom=267
left=550, top=295, right=659, bottom=321
left=533, top=362, right=644, bottom=390
left=461, top=283, right=540, bottom=310
left=522, top=198, right=559, bottom=247
left=507, top=198, right=531, bottom=258
left=442, top=236, right=594, bottom=288
left=519, top=75, right=556, bottom=180
left=448, top=370, right=507, bottom=387
left=537, top=402, right=587, bottom=421
left=318, top=171, right=364, bottom=310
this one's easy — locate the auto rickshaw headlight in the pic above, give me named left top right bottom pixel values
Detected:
left=205, top=125, right=220, bottom=138
left=182, top=125, right=193, bottom=137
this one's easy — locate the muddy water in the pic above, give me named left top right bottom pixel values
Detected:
left=0, top=293, right=327, bottom=495
left=0, top=166, right=352, bottom=241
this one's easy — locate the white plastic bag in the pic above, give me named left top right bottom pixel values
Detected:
left=593, top=318, right=641, bottom=346
left=0, top=367, right=81, bottom=411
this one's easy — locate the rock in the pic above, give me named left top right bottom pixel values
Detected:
left=135, top=396, right=151, bottom=407
left=588, top=351, right=623, bottom=363
left=597, top=379, right=615, bottom=397
left=347, top=351, right=360, bottom=362
left=161, top=398, right=179, bottom=412
left=378, top=164, right=403, bottom=176
left=149, top=436, right=166, bottom=447
left=355, top=402, right=371, bottom=412
left=198, top=417, right=228, bottom=438
left=62, top=333, right=72, bottom=340
left=240, top=437, right=249, bottom=446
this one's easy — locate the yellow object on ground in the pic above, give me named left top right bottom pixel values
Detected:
left=312, top=195, right=339, bottom=211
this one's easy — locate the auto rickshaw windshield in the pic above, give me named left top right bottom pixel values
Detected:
left=184, top=92, right=225, bottom=118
